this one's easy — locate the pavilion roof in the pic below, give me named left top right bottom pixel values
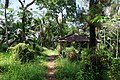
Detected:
left=58, top=33, right=89, bottom=42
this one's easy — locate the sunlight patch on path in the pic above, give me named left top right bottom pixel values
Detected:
left=47, top=52, right=57, bottom=80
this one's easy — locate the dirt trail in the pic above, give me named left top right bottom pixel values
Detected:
left=47, top=53, right=58, bottom=80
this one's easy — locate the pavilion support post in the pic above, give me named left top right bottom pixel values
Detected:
left=59, top=43, right=62, bottom=56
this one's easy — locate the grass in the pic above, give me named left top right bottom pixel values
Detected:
left=2, top=62, right=47, bottom=80
left=0, top=52, right=47, bottom=80
left=55, top=53, right=120, bottom=80
left=0, top=48, right=120, bottom=80
left=0, top=48, right=58, bottom=80
left=55, top=58, right=82, bottom=80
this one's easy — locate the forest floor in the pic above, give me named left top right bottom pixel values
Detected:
left=47, top=52, right=59, bottom=80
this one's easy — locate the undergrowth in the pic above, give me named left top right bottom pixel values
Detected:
left=55, top=47, right=120, bottom=80
left=55, top=58, right=81, bottom=80
left=0, top=52, right=47, bottom=80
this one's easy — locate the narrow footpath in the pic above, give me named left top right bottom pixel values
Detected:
left=47, top=53, right=58, bottom=80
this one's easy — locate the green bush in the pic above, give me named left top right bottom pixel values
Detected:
left=79, top=46, right=112, bottom=80
left=34, top=44, right=48, bottom=60
left=55, top=44, right=119, bottom=80
left=62, top=46, right=79, bottom=61
left=0, top=44, right=8, bottom=52
left=76, top=48, right=95, bottom=80
left=109, top=58, right=120, bottom=80
left=8, top=43, right=35, bottom=62
left=34, top=44, right=45, bottom=56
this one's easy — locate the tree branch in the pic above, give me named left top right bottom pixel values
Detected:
left=25, top=0, right=35, bottom=9
left=18, top=0, right=24, bottom=8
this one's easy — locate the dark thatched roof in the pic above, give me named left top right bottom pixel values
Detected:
left=58, top=33, right=89, bottom=42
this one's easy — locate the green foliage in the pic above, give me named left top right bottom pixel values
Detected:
left=78, top=48, right=95, bottom=80
left=34, top=44, right=44, bottom=54
left=36, top=0, right=76, bottom=21
left=0, top=44, right=8, bottom=52
left=8, top=43, right=48, bottom=62
left=2, top=62, right=46, bottom=80
left=55, top=58, right=81, bottom=80
left=0, top=52, right=47, bottom=80
left=54, top=41, right=120, bottom=80
left=8, top=43, right=35, bottom=62
left=79, top=45, right=113, bottom=80
left=55, top=57, right=96, bottom=80
left=109, top=58, right=120, bottom=80
left=91, top=15, right=105, bottom=23
left=0, top=52, right=11, bottom=73
left=0, top=0, right=120, bottom=79
left=62, top=46, right=79, bottom=61
left=56, top=45, right=115, bottom=80
left=33, top=44, right=49, bottom=60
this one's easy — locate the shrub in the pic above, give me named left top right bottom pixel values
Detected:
left=0, top=44, right=8, bottom=52
left=109, top=58, right=120, bottom=80
left=34, top=44, right=44, bottom=55
left=79, top=46, right=112, bottom=80
left=8, top=43, right=35, bottom=62
left=55, top=44, right=119, bottom=80
left=77, top=48, right=95, bottom=80
left=62, top=46, right=79, bottom=61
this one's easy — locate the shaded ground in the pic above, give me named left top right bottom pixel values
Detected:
left=47, top=52, right=59, bottom=80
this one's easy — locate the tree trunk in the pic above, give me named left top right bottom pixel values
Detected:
left=89, top=23, right=96, bottom=49
left=21, top=10, right=26, bottom=42
left=18, top=0, right=35, bottom=42
left=5, top=3, right=8, bottom=47
left=89, top=1, right=97, bottom=80
left=89, top=0, right=96, bottom=50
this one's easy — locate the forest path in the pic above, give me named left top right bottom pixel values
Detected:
left=47, top=52, right=59, bottom=80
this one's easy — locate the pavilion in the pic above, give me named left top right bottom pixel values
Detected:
left=57, top=32, right=90, bottom=55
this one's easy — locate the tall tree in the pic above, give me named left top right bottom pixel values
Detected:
left=36, top=0, right=76, bottom=37
left=5, top=0, right=9, bottom=46
left=88, top=0, right=111, bottom=49
left=18, top=0, right=35, bottom=42
left=89, top=0, right=97, bottom=50
left=88, top=0, right=112, bottom=80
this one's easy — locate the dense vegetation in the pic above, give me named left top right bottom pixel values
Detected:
left=0, top=0, right=120, bottom=80
left=55, top=45, right=120, bottom=80
left=0, top=52, right=47, bottom=80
